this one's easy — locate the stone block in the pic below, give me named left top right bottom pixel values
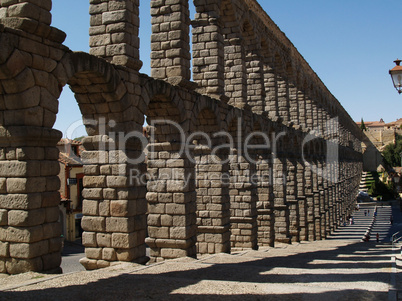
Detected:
left=9, top=240, right=48, bottom=259
left=102, top=248, right=116, bottom=261
left=82, top=232, right=97, bottom=248
left=147, top=214, right=161, bottom=227
left=42, top=252, right=61, bottom=271
left=0, top=193, right=41, bottom=210
left=41, top=161, right=60, bottom=176
left=45, top=206, right=59, bottom=223
left=48, top=237, right=62, bottom=253
left=99, top=200, right=110, bottom=216
left=83, top=176, right=106, bottom=188
left=161, top=214, right=173, bottom=227
left=0, top=241, right=9, bottom=257
left=82, top=199, right=99, bottom=216
left=116, top=248, right=136, bottom=261
left=82, top=188, right=103, bottom=200
left=112, top=233, right=135, bottom=249
left=79, top=257, right=98, bottom=270
left=106, top=176, right=128, bottom=188
left=106, top=217, right=135, bottom=233
left=6, top=257, right=43, bottom=275
left=0, top=258, right=5, bottom=273
left=46, top=176, right=60, bottom=191
left=41, top=191, right=60, bottom=207
left=42, top=222, right=61, bottom=240
left=96, top=233, right=111, bottom=247
left=160, top=248, right=188, bottom=259
left=0, top=209, right=7, bottom=226
left=166, top=203, right=187, bottom=215
left=81, top=151, right=108, bottom=164
left=97, top=260, right=110, bottom=269
left=148, top=226, right=169, bottom=239
left=81, top=216, right=105, bottom=232
left=110, top=200, right=136, bottom=217
left=103, top=188, right=116, bottom=199
left=85, top=247, right=102, bottom=260
left=170, top=226, right=194, bottom=240
left=84, top=165, right=100, bottom=176
left=5, top=225, right=43, bottom=243
left=0, top=178, right=6, bottom=193
left=8, top=208, right=45, bottom=227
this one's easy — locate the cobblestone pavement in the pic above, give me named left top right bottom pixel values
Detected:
left=0, top=203, right=401, bottom=301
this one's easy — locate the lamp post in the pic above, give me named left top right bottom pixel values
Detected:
left=389, top=59, right=402, bottom=94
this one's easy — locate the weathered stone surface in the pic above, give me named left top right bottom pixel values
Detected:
left=0, top=0, right=365, bottom=275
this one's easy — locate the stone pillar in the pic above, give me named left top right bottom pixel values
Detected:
left=317, top=155, right=327, bottom=239
left=277, top=75, right=289, bottom=123
left=288, top=81, right=298, bottom=124
left=312, top=155, right=322, bottom=240
left=225, top=38, right=247, bottom=108
left=192, top=0, right=225, bottom=99
left=80, top=135, right=148, bottom=269
left=195, top=148, right=230, bottom=255
left=287, top=154, right=299, bottom=242
left=246, top=52, right=265, bottom=114
left=150, top=0, right=191, bottom=85
left=264, top=59, right=279, bottom=120
left=0, top=128, right=62, bottom=274
left=0, top=0, right=66, bottom=274
left=229, top=150, right=258, bottom=250
left=256, top=154, right=275, bottom=247
left=305, top=156, right=315, bottom=241
left=273, top=153, right=291, bottom=243
left=89, top=0, right=142, bottom=70
left=145, top=143, right=197, bottom=262
left=305, top=95, right=313, bottom=130
left=296, top=154, right=307, bottom=241
left=297, top=89, right=306, bottom=129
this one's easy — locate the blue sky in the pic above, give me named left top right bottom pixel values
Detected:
left=51, top=0, right=402, bottom=138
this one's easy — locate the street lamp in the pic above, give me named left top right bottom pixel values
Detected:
left=389, top=59, right=402, bottom=94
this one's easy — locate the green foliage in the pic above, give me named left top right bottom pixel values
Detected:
left=368, top=172, right=396, bottom=200
left=73, top=136, right=86, bottom=142
left=382, top=134, right=402, bottom=167
left=360, top=118, right=367, bottom=131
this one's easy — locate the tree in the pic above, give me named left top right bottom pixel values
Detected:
left=360, top=118, right=367, bottom=131
left=382, top=134, right=402, bottom=167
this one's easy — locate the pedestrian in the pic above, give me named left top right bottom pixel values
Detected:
left=368, top=209, right=370, bottom=215
left=390, top=215, right=394, bottom=225
left=376, top=233, right=379, bottom=243
left=364, top=210, right=367, bottom=216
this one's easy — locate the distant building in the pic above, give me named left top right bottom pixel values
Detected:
left=57, top=139, right=84, bottom=242
left=356, top=118, right=402, bottom=150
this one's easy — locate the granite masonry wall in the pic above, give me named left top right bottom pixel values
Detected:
left=0, top=0, right=364, bottom=274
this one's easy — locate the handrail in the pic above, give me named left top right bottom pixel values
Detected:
left=391, top=231, right=402, bottom=253
left=392, top=231, right=401, bottom=243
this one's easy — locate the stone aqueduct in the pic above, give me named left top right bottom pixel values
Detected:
left=0, top=0, right=364, bottom=274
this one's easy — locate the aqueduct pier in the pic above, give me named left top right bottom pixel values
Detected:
left=0, top=0, right=365, bottom=274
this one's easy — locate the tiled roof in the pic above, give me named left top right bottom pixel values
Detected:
left=59, top=152, right=83, bottom=166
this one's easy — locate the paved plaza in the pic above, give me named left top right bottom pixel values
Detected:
left=0, top=202, right=401, bottom=301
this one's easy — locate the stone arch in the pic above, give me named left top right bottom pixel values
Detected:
left=58, top=52, right=130, bottom=135
left=142, top=78, right=187, bottom=144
